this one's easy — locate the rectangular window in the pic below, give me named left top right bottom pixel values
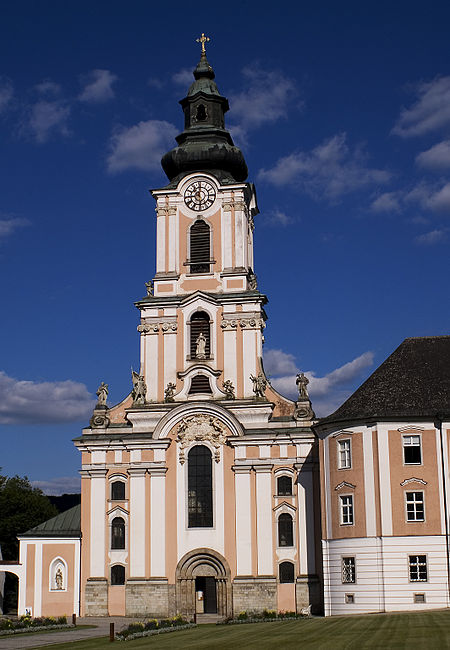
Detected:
left=345, top=594, right=355, bottom=604
left=403, top=435, right=422, bottom=464
left=338, top=439, right=351, bottom=469
left=406, top=491, right=425, bottom=521
left=342, top=557, right=356, bottom=583
left=409, top=555, right=427, bottom=581
left=340, top=495, right=354, bottom=525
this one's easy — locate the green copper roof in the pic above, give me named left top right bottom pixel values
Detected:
left=20, top=504, right=81, bottom=538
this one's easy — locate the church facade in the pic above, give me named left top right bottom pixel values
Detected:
left=5, top=44, right=450, bottom=619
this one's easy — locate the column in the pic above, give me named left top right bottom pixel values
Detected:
left=89, top=468, right=107, bottom=577
left=255, top=465, right=273, bottom=575
left=150, top=467, right=167, bottom=576
left=234, top=467, right=252, bottom=575
left=297, top=465, right=315, bottom=575
left=128, top=468, right=147, bottom=577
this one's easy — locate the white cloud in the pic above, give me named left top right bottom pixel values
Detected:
left=172, top=68, right=193, bottom=87
left=24, top=100, right=70, bottom=143
left=229, top=65, right=297, bottom=138
left=264, top=348, right=374, bottom=417
left=79, top=69, right=118, bottom=103
left=264, top=209, right=295, bottom=226
left=259, top=133, right=390, bottom=201
left=370, top=191, right=402, bottom=213
left=392, top=76, right=450, bottom=138
left=35, top=80, right=61, bottom=96
left=264, top=349, right=299, bottom=376
left=32, top=476, right=81, bottom=496
left=416, top=140, right=450, bottom=170
left=0, top=78, right=13, bottom=113
left=405, top=181, right=450, bottom=214
left=107, top=119, right=177, bottom=173
left=0, top=371, right=95, bottom=424
left=0, top=217, right=29, bottom=240
left=415, top=228, right=447, bottom=245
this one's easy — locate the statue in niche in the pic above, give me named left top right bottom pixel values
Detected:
left=164, top=382, right=176, bottom=403
left=296, top=372, right=310, bottom=400
left=55, top=567, right=63, bottom=590
left=131, top=370, right=147, bottom=405
left=145, top=280, right=153, bottom=296
left=195, top=332, right=206, bottom=359
left=250, top=372, right=267, bottom=398
left=222, top=380, right=235, bottom=400
left=95, top=382, right=108, bottom=408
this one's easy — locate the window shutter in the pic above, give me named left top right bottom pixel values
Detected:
left=190, top=220, right=210, bottom=273
left=189, top=375, right=212, bottom=394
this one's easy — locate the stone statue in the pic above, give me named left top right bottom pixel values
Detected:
left=164, top=382, right=176, bottom=403
left=223, top=380, right=235, bottom=400
left=250, top=372, right=267, bottom=398
left=247, top=272, right=258, bottom=291
left=296, top=372, right=310, bottom=400
left=131, top=370, right=147, bottom=405
left=145, top=280, right=153, bottom=296
left=96, top=382, right=108, bottom=408
left=55, top=567, right=63, bottom=590
left=195, top=332, right=206, bottom=359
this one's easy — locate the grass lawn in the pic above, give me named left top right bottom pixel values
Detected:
left=30, top=610, right=450, bottom=649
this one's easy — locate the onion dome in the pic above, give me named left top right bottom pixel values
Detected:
left=161, top=48, right=248, bottom=186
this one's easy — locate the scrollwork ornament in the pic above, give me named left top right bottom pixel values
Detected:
left=176, top=414, right=228, bottom=464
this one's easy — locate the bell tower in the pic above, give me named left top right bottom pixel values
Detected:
left=136, top=39, right=266, bottom=403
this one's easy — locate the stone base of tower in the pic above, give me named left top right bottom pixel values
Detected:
left=125, top=579, right=171, bottom=617
left=232, top=577, right=277, bottom=613
left=84, top=578, right=108, bottom=616
left=295, top=575, right=321, bottom=614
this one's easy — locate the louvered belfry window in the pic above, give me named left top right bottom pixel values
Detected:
left=190, top=220, right=210, bottom=273
left=189, top=374, right=212, bottom=394
left=190, top=311, right=210, bottom=358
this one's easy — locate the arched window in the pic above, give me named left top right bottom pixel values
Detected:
left=279, top=561, right=295, bottom=583
left=190, top=220, right=210, bottom=274
left=111, top=564, right=125, bottom=585
left=190, top=311, right=211, bottom=358
left=278, top=513, right=294, bottom=547
left=188, top=445, right=213, bottom=528
left=277, top=475, right=293, bottom=496
left=111, top=480, right=125, bottom=501
left=111, top=517, right=125, bottom=550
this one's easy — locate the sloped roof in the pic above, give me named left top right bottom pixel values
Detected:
left=316, top=336, right=450, bottom=428
left=19, top=504, right=81, bottom=538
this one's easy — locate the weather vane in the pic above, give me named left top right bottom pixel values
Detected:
left=196, top=32, right=210, bottom=55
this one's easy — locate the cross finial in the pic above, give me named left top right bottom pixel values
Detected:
left=196, top=32, right=210, bottom=55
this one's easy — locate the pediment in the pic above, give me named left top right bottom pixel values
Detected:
left=334, top=481, right=356, bottom=491
left=180, top=291, right=218, bottom=308
left=400, top=477, right=427, bottom=486
left=273, top=501, right=297, bottom=514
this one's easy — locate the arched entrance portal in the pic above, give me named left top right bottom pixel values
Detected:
left=176, top=548, right=231, bottom=619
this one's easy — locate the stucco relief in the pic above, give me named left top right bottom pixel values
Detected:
left=137, top=321, right=177, bottom=334
left=221, top=318, right=265, bottom=330
left=176, top=414, right=228, bottom=464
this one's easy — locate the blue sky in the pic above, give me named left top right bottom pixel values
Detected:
left=1, top=1, right=449, bottom=494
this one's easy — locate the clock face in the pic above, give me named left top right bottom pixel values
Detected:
left=184, top=181, right=216, bottom=212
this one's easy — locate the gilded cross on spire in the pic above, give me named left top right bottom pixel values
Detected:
left=196, top=32, right=210, bottom=55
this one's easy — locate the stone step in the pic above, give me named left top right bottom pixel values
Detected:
left=196, top=613, right=221, bottom=624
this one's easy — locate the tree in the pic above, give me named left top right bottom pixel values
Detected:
left=0, top=471, right=58, bottom=561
